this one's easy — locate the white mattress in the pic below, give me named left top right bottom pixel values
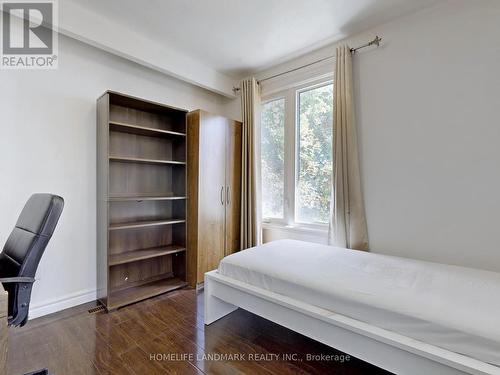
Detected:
left=218, top=239, right=500, bottom=366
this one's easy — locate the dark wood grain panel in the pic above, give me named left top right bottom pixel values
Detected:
left=109, top=256, right=173, bottom=291
left=109, top=99, right=186, bottom=134
left=186, top=111, right=242, bottom=286
left=96, top=93, right=110, bottom=306
left=225, top=119, right=242, bottom=256
left=109, top=121, right=186, bottom=138
left=109, top=278, right=187, bottom=310
left=109, top=225, right=172, bottom=255
left=108, top=194, right=186, bottom=201
left=186, top=111, right=200, bottom=287
left=109, top=130, right=186, bottom=162
left=109, top=245, right=185, bottom=266
left=109, top=200, right=184, bottom=226
left=109, top=160, right=185, bottom=198
left=197, top=111, right=227, bottom=283
left=109, top=218, right=185, bottom=231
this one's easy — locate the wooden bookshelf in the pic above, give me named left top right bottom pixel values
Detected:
left=109, top=121, right=186, bottom=138
left=108, top=194, right=186, bottom=202
left=109, top=218, right=186, bottom=231
left=97, top=91, right=188, bottom=311
left=108, top=277, right=186, bottom=310
left=109, top=245, right=185, bottom=266
left=109, top=156, right=186, bottom=165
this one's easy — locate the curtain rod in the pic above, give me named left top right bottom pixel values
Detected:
left=233, top=36, right=382, bottom=93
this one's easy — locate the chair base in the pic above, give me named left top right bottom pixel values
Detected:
left=24, top=369, right=50, bottom=375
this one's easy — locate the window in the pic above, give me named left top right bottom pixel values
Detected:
left=296, top=84, right=333, bottom=224
left=260, top=79, right=333, bottom=227
left=261, top=98, right=285, bottom=219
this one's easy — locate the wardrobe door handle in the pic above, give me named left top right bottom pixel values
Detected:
left=220, top=186, right=224, bottom=205
left=226, top=186, right=230, bottom=205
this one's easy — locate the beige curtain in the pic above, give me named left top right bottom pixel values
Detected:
left=240, top=78, right=262, bottom=249
left=329, top=45, right=369, bottom=251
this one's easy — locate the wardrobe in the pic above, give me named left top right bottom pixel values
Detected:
left=187, top=110, right=242, bottom=287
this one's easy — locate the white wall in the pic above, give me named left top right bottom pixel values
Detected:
left=356, top=0, right=500, bottom=272
left=0, top=35, right=232, bottom=318
left=233, top=0, right=500, bottom=272
left=219, top=95, right=242, bottom=123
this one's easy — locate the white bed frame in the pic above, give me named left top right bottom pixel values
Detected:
left=205, top=270, right=500, bottom=375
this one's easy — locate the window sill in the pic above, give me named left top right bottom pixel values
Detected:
left=262, top=223, right=329, bottom=245
left=262, top=222, right=328, bottom=235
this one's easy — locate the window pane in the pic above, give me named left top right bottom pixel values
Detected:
left=261, top=98, right=285, bottom=219
left=296, top=84, right=333, bottom=224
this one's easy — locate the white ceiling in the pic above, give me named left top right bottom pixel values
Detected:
left=70, top=0, right=440, bottom=79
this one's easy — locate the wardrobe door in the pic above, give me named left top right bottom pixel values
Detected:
left=197, top=113, right=227, bottom=281
left=225, top=120, right=242, bottom=256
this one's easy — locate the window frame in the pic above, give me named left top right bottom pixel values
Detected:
left=261, top=77, right=334, bottom=230
left=260, top=94, right=287, bottom=225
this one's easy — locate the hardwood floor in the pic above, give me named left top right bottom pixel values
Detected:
left=7, top=289, right=391, bottom=375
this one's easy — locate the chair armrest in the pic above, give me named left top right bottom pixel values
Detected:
left=0, top=277, right=35, bottom=283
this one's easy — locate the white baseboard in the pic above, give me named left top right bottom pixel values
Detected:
left=28, top=288, right=97, bottom=319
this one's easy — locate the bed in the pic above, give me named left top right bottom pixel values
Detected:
left=204, top=239, right=500, bottom=375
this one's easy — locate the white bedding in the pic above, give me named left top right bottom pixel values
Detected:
left=218, top=239, right=500, bottom=366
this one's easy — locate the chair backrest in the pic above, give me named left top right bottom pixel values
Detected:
left=1, top=194, right=64, bottom=326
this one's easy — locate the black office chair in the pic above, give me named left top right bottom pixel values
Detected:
left=0, top=194, right=64, bottom=327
